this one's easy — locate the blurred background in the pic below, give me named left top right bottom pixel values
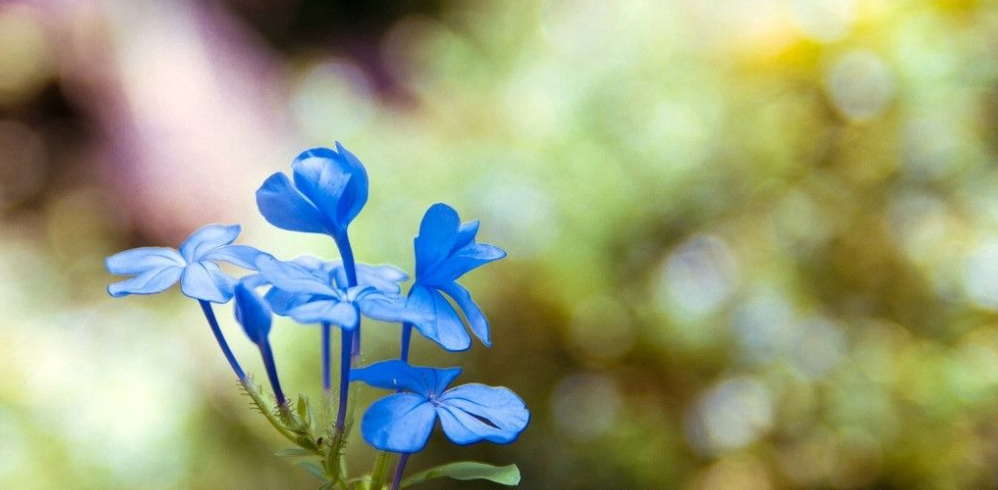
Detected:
left=3, top=0, right=998, bottom=489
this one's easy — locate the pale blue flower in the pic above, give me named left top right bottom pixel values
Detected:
left=106, top=224, right=264, bottom=303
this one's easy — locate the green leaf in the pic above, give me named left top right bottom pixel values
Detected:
left=297, top=460, right=328, bottom=482
left=275, top=447, right=312, bottom=457
left=318, top=482, right=335, bottom=490
left=401, top=462, right=520, bottom=488
left=298, top=394, right=313, bottom=428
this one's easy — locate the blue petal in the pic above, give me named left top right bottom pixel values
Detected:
left=438, top=384, right=530, bottom=445
left=357, top=291, right=431, bottom=326
left=360, top=393, right=437, bottom=453
left=427, top=243, right=506, bottom=284
left=287, top=255, right=339, bottom=283
left=453, top=220, right=480, bottom=252
left=439, top=281, right=491, bottom=347
left=292, top=149, right=352, bottom=230
left=234, top=282, right=272, bottom=345
left=351, top=360, right=462, bottom=395
left=256, top=173, right=329, bottom=234
left=264, top=288, right=312, bottom=316
left=407, top=285, right=471, bottom=352
left=291, top=144, right=369, bottom=231
left=106, top=247, right=185, bottom=275
left=255, top=256, right=337, bottom=296
left=332, top=263, right=409, bottom=293
left=107, top=265, right=183, bottom=297
left=288, top=299, right=358, bottom=328
left=239, top=273, right=269, bottom=288
left=333, top=142, right=370, bottom=225
left=180, top=262, right=237, bottom=303
left=202, top=245, right=268, bottom=270
left=179, top=224, right=241, bottom=262
left=414, top=204, right=461, bottom=277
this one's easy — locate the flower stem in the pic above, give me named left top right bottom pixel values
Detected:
left=335, top=328, right=354, bottom=430
left=322, top=321, right=332, bottom=392
left=370, top=451, right=397, bottom=490
left=241, top=378, right=317, bottom=451
left=258, top=340, right=286, bottom=406
left=333, top=231, right=359, bottom=287
left=391, top=453, right=410, bottom=490
left=399, top=323, right=413, bottom=362
left=198, top=300, right=246, bottom=380
left=333, top=231, right=361, bottom=358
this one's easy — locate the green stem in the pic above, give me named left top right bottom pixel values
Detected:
left=241, top=379, right=321, bottom=455
left=370, top=451, right=396, bottom=490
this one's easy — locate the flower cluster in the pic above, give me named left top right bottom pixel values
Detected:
left=106, top=144, right=529, bottom=489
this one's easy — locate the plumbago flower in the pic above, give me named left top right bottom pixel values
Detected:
left=352, top=360, right=529, bottom=453
left=406, top=203, right=506, bottom=352
left=256, top=143, right=367, bottom=243
left=106, top=223, right=263, bottom=303
left=233, top=281, right=287, bottom=405
left=248, top=256, right=409, bottom=316
left=254, top=255, right=427, bottom=329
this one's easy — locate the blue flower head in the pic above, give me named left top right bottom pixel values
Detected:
left=246, top=256, right=408, bottom=316
left=256, top=143, right=369, bottom=239
left=408, top=203, right=506, bottom=351
left=255, top=255, right=427, bottom=330
left=234, top=281, right=272, bottom=346
left=351, top=360, right=529, bottom=453
left=106, top=224, right=265, bottom=303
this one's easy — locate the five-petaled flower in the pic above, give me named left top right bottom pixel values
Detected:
left=255, top=255, right=428, bottom=330
left=408, top=203, right=506, bottom=351
left=256, top=143, right=368, bottom=241
left=352, top=360, right=529, bottom=453
left=246, top=256, right=408, bottom=316
left=106, top=224, right=264, bottom=303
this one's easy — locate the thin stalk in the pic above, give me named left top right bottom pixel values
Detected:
left=399, top=323, right=413, bottom=362
left=335, top=328, right=355, bottom=430
left=322, top=321, right=332, bottom=391
left=370, top=451, right=396, bottom=490
left=198, top=300, right=246, bottom=380
left=333, top=231, right=361, bottom=358
left=333, top=231, right=359, bottom=287
left=259, top=341, right=287, bottom=406
left=390, top=453, right=410, bottom=490
left=241, top=379, right=318, bottom=452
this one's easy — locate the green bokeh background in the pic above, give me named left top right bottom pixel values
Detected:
left=3, top=0, right=998, bottom=489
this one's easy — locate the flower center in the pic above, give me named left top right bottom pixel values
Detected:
left=427, top=393, right=442, bottom=407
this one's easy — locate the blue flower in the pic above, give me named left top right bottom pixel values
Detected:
left=255, top=255, right=426, bottom=330
left=234, top=280, right=272, bottom=346
left=245, top=256, right=408, bottom=316
left=407, top=203, right=506, bottom=351
left=233, top=280, right=287, bottom=405
left=351, top=360, right=529, bottom=453
left=256, top=143, right=369, bottom=239
left=106, top=224, right=265, bottom=303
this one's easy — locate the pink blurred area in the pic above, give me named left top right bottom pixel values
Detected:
left=3, top=0, right=316, bottom=241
